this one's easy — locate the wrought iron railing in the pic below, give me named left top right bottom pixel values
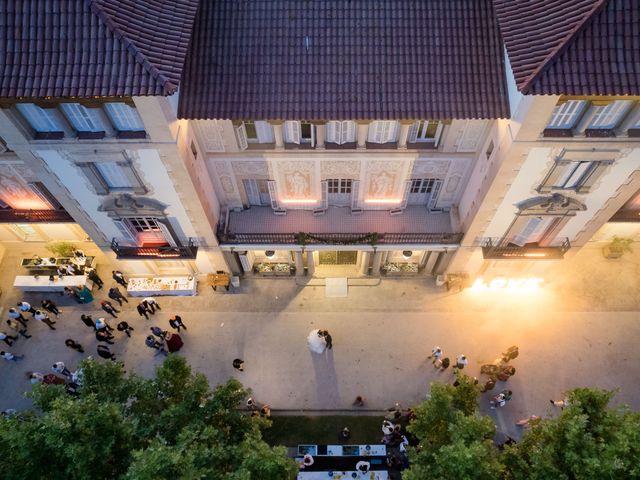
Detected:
left=481, top=237, right=571, bottom=260
left=0, top=209, right=74, bottom=223
left=110, top=238, right=198, bottom=259
left=217, top=230, right=463, bottom=245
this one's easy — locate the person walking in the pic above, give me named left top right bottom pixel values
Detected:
left=108, top=287, right=128, bottom=306
left=34, top=310, right=56, bottom=330
left=95, top=329, right=114, bottom=345
left=6, top=319, right=31, bottom=339
left=52, top=361, right=72, bottom=378
left=17, top=301, right=36, bottom=316
left=440, top=357, right=451, bottom=371
left=137, top=302, right=151, bottom=320
left=80, top=314, right=96, bottom=330
left=96, top=344, right=116, bottom=361
left=455, top=354, right=468, bottom=370
left=112, top=270, right=128, bottom=287
left=428, top=346, right=442, bottom=362
left=8, top=308, right=28, bottom=326
left=100, top=300, right=119, bottom=318
left=0, top=351, right=24, bottom=362
left=41, top=299, right=61, bottom=316
left=117, top=321, right=134, bottom=337
left=169, top=315, right=187, bottom=332
left=150, top=326, right=168, bottom=340
left=145, top=335, right=167, bottom=356
left=87, top=268, right=104, bottom=289
left=95, top=318, right=114, bottom=333
left=0, top=331, right=18, bottom=346
left=550, top=396, right=569, bottom=409
left=233, top=358, right=244, bottom=371
left=143, top=297, right=160, bottom=313
left=321, top=330, right=333, bottom=350
left=65, top=339, right=84, bottom=353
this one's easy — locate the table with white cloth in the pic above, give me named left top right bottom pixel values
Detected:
left=297, top=472, right=388, bottom=480
left=126, top=276, right=197, bottom=297
left=13, top=275, right=93, bottom=292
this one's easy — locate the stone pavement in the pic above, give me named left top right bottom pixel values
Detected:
left=0, top=241, right=638, bottom=442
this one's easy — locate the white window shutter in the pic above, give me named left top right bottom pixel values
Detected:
left=408, top=122, right=419, bottom=143
left=325, top=121, right=339, bottom=144
left=267, top=180, right=281, bottom=210
left=512, top=217, right=543, bottom=246
left=234, top=124, right=248, bottom=150
left=433, top=122, right=444, bottom=147
left=60, top=103, right=104, bottom=132
left=320, top=180, right=328, bottom=210
left=343, top=121, right=357, bottom=143
left=94, top=162, right=132, bottom=188
left=350, top=180, right=360, bottom=210
left=428, top=180, right=443, bottom=210
left=547, top=100, right=589, bottom=129
left=156, top=219, right=178, bottom=247
left=255, top=121, right=275, bottom=143
left=367, top=121, right=381, bottom=143
left=387, top=121, right=399, bottom=143
left=16, top=104, right=62, bottom=132
left=113, top=219, right=136, bottom=242
left=104, top=103, right=145, bottom=131
left=588, top=100, right=634, bottom=129
left=399, top=180, right=412, bottom=210
left=284, top=121, right=301, bottom=144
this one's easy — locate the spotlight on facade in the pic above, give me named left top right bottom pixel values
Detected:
left=265, top=250, right=275, bottom=259
left=402, top=250, right=413, bottom=259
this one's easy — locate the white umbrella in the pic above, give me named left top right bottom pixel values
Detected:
left=307, top=329, right=327, bottom=354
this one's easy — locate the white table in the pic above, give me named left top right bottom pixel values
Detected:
left=325, top=446, right=386, bottom=457
left=127, top=276, right=197, bottom=297
left=13, top=275, right=93, bottom=292
left=298, top=472, right=388, bottom=480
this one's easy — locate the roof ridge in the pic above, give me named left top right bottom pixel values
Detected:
left=519, top=0, right=609, bottom=93
left=87, top=0, right=178, bottom=95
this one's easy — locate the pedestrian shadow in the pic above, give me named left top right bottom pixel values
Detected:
left=310, top=348, right=340, bottom=407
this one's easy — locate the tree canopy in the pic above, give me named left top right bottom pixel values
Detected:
left=404, top=376, right=640, bottom=480
left=0, top=356, right=298, bottom=480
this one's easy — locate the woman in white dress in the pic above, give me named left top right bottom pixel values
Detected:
left=307, top=329, right=327, bottom=354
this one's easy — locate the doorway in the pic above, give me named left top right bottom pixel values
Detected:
left=408, top=178, right=442, bottom=209
left=243, top=179, right=271, bottom=206
left=318, top=251, right=358, bottom=265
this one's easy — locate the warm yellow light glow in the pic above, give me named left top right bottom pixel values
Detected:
left=364, top=198, right=403, bottom=204
left=279, top=199, right=319, bottom=204
left=469, top=277, right=544, bottom=294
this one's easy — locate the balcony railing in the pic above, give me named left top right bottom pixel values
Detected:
left=111, top=238, right=198, bottom=260
left=0, top=209, right=74, bottom=223
left=481, top=237, right=571, bottom=260
left=217, top=230, right=463, bottom=246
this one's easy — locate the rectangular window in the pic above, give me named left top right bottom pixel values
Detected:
left=15, top=104, right=65, bottom=139
left=326, top=179, right=352, bottom=194
left=538, top=154, right=613, bottom=194
left=553, top=161, right=595, bottom=189
left=104, top=103, right=146, bottom=139
left=78, top=161, right=147, bottom=195
left=59, top=103, right=106, bottom=139
left=283, top=121, right=315, bottom=148
left=367, top=121, right=399, bottom=145
left=94, top=163, right=135, bottom=189
left=127, top=217, right=161, bottom=232
left=543, top=100, right=589, bottom=137
left=408, top=120, right=443, bottom=147
left=325, top=121, right=357, bottom=145
left=585, top=100, right=635, bottom=137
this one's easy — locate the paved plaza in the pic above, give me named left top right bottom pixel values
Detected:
left=0, top=242, right=639, bottom=440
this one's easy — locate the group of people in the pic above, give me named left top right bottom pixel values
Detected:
left=428, top=346, right=469, bottom=371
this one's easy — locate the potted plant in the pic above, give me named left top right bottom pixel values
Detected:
left=603, top=236, right=633, bottom=259
left=45, top=241, right=77, bottom=258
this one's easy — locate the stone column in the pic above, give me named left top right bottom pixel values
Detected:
left=359, top=251, right=370, bottom=276
left=315, top=124, right=325, bottom=149
left=371, top=251, right=383, bottom=276
left=294, top=250, right=305, bottom=276
left=306, top=250, right=315, bottom=276
left=273, top=122, right=285, bottom=149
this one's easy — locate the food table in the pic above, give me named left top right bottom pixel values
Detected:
left=21, top=256, right=95, bottom=270
left=13, top=275, right=94, bottom=292
left=297, top=472, right=388, bottom=479
left=207, top=273, right=230, bottom=291
left=127, top=276, right=197, bottom=297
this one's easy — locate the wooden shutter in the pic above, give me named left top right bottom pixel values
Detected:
left=367, top=121, right=382, bottom=143
left=428, top=180, right=442, bottom=210
left=113, top=219, right=136, bottom=242
left=104, top=103, right=145, bottom=132
left=284, top=121, right=301, bottom=144
left=350, top=180, right=361, bottom=210
left=407, top=121, right=419, bottom=143
left=343, top=121, right=357, bottom=143
left=320, top=180, right=328, bottom=210
left=512, top=217, right=543, bottom=247
left=538, top=162, right=566, bottom=193
left=546, top=100, right=589, bottom=129
left=267, top=180, right=281, bottom=210
left=156, top=218, right=178, bottom=247
left=575, top=161, right=612, bottom=193
left=16, top=104, right=63, bottom=133
left=588, top=100, right=634, bottom=129
left=310, top=123, right=316, bottom=147
left=399, top=180, right=412, bottom=210
left=255, top=121, right=275, bottom=143
left=325, top=121, right=339, bottom=144
left=243, top=179, right=261, bottom=205
left=59, top=103, right=104, bottom=132
left=234, top=124, right=248, bottom=150
left=77, top=163, right=109, bottom=195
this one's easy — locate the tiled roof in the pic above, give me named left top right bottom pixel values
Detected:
left=495, top=0, right=640, bottom=95
left=0, top=0, right=198, bottom=99
left=178, top=0, right=510, bottom=121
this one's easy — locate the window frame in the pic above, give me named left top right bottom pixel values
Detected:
left=584, top=100, right=635, bottom=137
left=543, top=100, right=589, bottom=138
left=407, top=120, right=443, bottom=148
left=103, top=103, right=146, bottom=139
left=366, top=121, right=399, bottom=149
left=537, top=154, right=614, bottom=194
left=15, top=103, right=66, bottom=140
left=59, top=103, right=107, bottom=139
left=325, top=121, right=357, bottom=149
left=283, top=121, right=316, bottom=149
left=77, top=160, right=147, bottom=196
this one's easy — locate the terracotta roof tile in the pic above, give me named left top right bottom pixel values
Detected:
left=178, top=0, right=510, bottom=120
left=0, top=0, right=198, bottom=99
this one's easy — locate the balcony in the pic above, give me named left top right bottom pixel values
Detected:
left=0, top=209, right=74, bottom=223
left=218, top=206, right=462, bottom=246
left=110, top=238, right=198, bottom=260
left=481, top=238, right=571, bottom=260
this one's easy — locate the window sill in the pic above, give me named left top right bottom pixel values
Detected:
left=246, top=143, right=275, bottom=150
left=584, top=129, right=616, bottom=138
left=77, top=131, right=106, bottom=140
left=34, top=131, right=65, bottom=140
left=116, top=130, right=147, bottom=140
left=542, top=129, right=574, bottom=138
left=324, top=142, right=357, bottom=150
left=284, top=143, right=316, bottom=150
left=406, top=142, right=438, bottom=149
left=365, top=141, right=398, bottom=150
left=628, top=129, right=640, bottom=138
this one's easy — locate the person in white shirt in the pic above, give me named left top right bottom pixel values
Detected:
left=143, top=297, right=161, bottom=313
left=1, top=351, right=24, bottom=362
left=456, top=354, right=468, bottom=370
left=52, top=361, right=72, bottom=377
left=28, top=372, right=45, bottom=384
left=17, top=301, right=36, bottom=315
left=8, top=308, right=28, bottom=325
left=0, top=331, right=18, bottom=346
left=355, top=461, right=370, bottom=473
left=66, top=263, right=78, bottom=275
left=34, top=310, right=57, bottom=330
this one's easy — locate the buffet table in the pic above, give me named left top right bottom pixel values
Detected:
left=21, top=256, right=95, bottom=269
left=298, top=472, right=388, bottom=480
left=127, top=276, right=197, bottom=297
left=13, top=275, right=93, bottom=292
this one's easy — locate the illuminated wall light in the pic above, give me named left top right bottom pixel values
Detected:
left=364, top=198, right=402, bottom=204
left=279, top=199, right=318, bottom=204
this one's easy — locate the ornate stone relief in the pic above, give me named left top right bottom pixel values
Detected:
left=193, top=120, right=225, bottom=152
left=320, top=160, right=360, bottom=177
left=270, top=158, right=319, bottom=202
left=412, top=159, right=450, bottom=176
left=232, top=161, right=269, bottom=176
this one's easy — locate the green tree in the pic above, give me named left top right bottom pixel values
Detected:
left=0, top=356, right=297, bottom=480
left=503, top=388, right=640, bottom=479
left=404, top=374, right=504, bottom=480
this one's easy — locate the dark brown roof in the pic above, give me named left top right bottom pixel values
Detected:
left=495, top=0, right=640, bottom=95
left=0, top=0, right=198, bottom=99
left=178, top=0, right=510, bottom=121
